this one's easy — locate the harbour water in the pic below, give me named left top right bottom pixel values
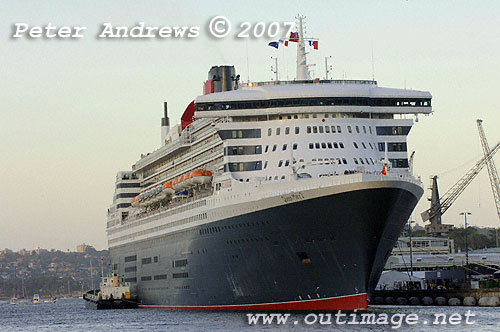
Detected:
left=1, top=298, right=500, bottom=331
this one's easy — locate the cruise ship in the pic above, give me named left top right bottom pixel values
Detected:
left=106, top=19, right=431, bottom=310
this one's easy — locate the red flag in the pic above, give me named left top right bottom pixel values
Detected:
left=313, top=40, right=318, bottom=50
left=284, top=40, right=288, bottom=47
left=382, top=166, right=387, bottom=175
left=289, top=32, right=299, bottom=43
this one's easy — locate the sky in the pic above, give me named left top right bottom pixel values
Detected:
left=1, top=0, right=500, bottom=251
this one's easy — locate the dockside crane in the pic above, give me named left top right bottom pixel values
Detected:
left=421, top=129, right=500, bottom=236
left=477, top=119, right=500, bottom=243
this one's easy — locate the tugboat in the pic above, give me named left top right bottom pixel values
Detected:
left=83, top=274, right=138, bottom=309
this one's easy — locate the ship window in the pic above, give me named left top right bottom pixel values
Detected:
left=369, top=143, right=373, bottom=149
left=154, top=274, right=167, bottom=280
left=219, top=129, right=261, bottom=139
left=307, top=126, right=311, bottom=134
left=264, top=161, right=268, bottom=169
left=285, top=127, right=290, bottom=135
left=376, top=126, right=411, bottom=136
left=278, top=160, right=283, bottom=167
left=319, top=126, right=324, bottom=133
left=313, top=114, right=317, bottom=118
left=224, top=161, right=262, bottom=172
left=360, top=158, right=365, bottom=165
left=293, top=143, right=298, bottom=150
left=124, top=277, right=137, bottom=283
left=325, top=126, right=330, bottom=133
left=321, top=143, right=326, bottom=149
left=363, top=126, right=367, bottom=134
left=174, top=259, right=188, bottom=267
left=390, top=158, right=409, bottom=168
left=265, top=145, right=269, bottom=153
left=315, top=143, right=320, bottom=149
left=327, top=142, right=332, bottom=149
left=313, top=126, right=318, bottom=133
left=356, top=126, right=360, bottom=133
left=282, top=144, right=287, bottom=151
left=142, top=257, right=152, bottom=265
left=124, top=255, right=137, bottom=263
left=295, top=126, right=300, bottom=134
left=141, top=276, right=152, bottom=281
left=331, top=126, right=336, bottom=133
left=285, top=160, right=290, bottom=167
left=369, top=127, right=373, bottom=135
left=309, top=143, right=314, bottom=149
left=362, top=142, right=367, bottom=149
left=276, top=128, right=281, bottom=135
left=366, top=158, right=371, bottom=165
left=173, top=272, right=189, bottom=279
left=304, top=114, right=309, bottom=119
left=325, top=114, right=329, bottom=118
left=274, top=176, right=278, bottom=180
left=339, top=142, right=345, bottom=148
left=154, top=256, right=159, bottom=263
left=353, top=142, right=359, bottom=149
left=342, top=158, right=347, bottom=164
left=268, top=128, right=272, bottom=136
left=354, top=158, right=359, bottom=164
left=337, top=126, right=342, bottom=133
left=347, top=126, right=352, bottom=133
left=272, top=144, right=277, bottom=152
left=124, top=266, right=137, bottom=272
left=333, top=142, right=339, bottom=149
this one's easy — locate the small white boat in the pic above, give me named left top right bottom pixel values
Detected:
left=32, top=294, right=40, bottom=304
left=10, top=297, right=17, bottom=305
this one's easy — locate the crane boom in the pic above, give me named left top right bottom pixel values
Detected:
left=422, top=138, right=500, bottom=222
left=477, top=119, right=500, bottom=220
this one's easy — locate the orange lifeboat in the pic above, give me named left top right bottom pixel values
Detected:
left=131, top=195, right=140, bottom=207
left=172, top=176, right=183, bottom=191
left=191, top=169, right=213, bottom=185
left=184, top=171, right=193, bottom=186
left=161, top=181, right=175, bottom=196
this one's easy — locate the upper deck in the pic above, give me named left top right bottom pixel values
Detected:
left=194, top=80, right=431, bottom=118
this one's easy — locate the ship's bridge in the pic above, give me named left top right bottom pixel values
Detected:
left=194, top=80, right=432, bottom=119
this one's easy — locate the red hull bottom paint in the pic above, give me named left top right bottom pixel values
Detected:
left=139, top=293, right=367, bottom=311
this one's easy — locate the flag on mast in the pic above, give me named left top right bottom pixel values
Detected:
left=268, top=41, right=279, bottom=49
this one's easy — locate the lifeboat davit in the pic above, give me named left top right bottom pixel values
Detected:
left=138, top=192, right=148, bottom=207
left=150, top=185, right=163, bottom=203
left=191, top=169, right=213, bottom=185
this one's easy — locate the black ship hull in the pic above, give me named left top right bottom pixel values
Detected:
left=110, top=183, right=421, bottom=310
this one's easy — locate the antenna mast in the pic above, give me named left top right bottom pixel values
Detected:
left=271, top=56, right=279, bottom=81
left=325, top=56, right=332, bottom=80
left=296, top=15, right=309, bottom=80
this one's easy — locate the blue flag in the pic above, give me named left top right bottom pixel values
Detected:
left=268, top=41, right=279, bottom=49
